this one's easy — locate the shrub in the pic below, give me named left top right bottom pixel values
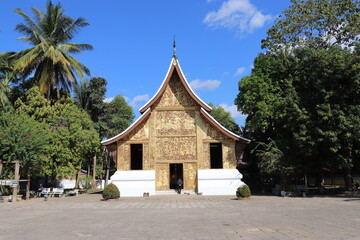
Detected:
left=102, top=183, right=120, bottom=200
left=79, top=176, right=92, bottom=189
left=236, top=185, right=251, bottom=198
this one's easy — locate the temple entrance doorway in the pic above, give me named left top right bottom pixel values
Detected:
left=169, top=163, right=183, bottom=190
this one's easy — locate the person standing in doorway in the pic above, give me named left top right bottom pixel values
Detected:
left=177, top=178, right=183, bottom=194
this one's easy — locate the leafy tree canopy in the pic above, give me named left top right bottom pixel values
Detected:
left=105, top=95, right=135, bottom=138
left=74, top=77, right=108, bottom=138
left=0, top=108, right=50, bottom=178
left=235, top=45, right=360, bottom=177
left=13, top=1, right=93, bottom=98
left=262, top=0, right=360, bottom=51
left=208, top=103, right=241, bottom=135
left=15, top=87, right=100, bottom=179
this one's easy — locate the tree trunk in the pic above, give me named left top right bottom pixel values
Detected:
left=105, top=153, right=109, bottom=187
left=75, top=161, right=82, bottom=189
left=26, top=175, right=30, bottom=200
left=0, top=160, right=3, bottom=178
left=12, top=160, right=20, bottom=203
left=92, top=155, right=96, bottom=189
left=317, top=173, right=325, bottom=193
left=343, top=168, right=352, bottom=190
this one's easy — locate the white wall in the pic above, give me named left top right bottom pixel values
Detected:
left=198, top=169, right=245, bottom=195
left=56, top=179, right=110, bottom=189
left=110, top=170, right=156, bottom=197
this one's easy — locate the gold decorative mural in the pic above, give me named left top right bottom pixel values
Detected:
left=155, top=110, right=196, bottom=136
left=155, top=163, right=169, bottom=190
left=183, top=163, right=197, bottom=191
left=155, top=73, right=196, bottom=108
left=156, top=137, right=197, bottom=161
left=124, top=120, right=149, bottom=141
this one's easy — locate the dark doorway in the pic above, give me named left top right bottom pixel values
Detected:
left=169, top=163, right=183, bottom=189
left=210, top=143, right=223, bottom=169
left=131, top=144, right=143, bottom=170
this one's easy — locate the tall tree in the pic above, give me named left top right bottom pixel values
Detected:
left=15, top=87, right=100, bottom=183
left=0, top=108, right=50, bottom=178
left=208, top=103, right=241, bottom=135
left=105, top=95, right=135, bottom=138
left=86, top=77, right=108, bottom=138
left=13, top=1, right=93, bottom=98
left=0, top=52, right=18, bottom=106
left=262, top=0, right=360, bottom=51
left=235, top=45, right=360, bottom=188
left=73, top=78, right=90, bottom=111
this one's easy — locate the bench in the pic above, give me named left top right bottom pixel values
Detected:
left=67, top=189, right=79, bottom=196
left=40, top=188, right=64, bottom=197
left=51, top=188, right=64, bottom=197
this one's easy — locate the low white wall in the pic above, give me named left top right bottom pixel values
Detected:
left=56, top=179, right=110, bottom=189
left=56, top=179, right=76, bottom=189
left=110, top=170, right=156, bottom=197
left=198, top=169, right=245, bottom=195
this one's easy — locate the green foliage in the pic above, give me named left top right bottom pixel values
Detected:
left=0, top=108, right=50, bottom=177
left=13, top=1, right=93, bottom=97
left=74, top=77, right=108, bottom=138
left=262, top=0, right=360, bottom=51
left=15, top=87, right=100, bottom=179
left=208, top=103, right=241, bottom=135
left=253, top=139, right=294, bottom=176
left=73, top=78, right=90, bottom=110
left=0, top=52, right=19, bottom=107
left=79, top=175, right=92, bottom=189
left=236, top=185, right=251, bottom=198
left=102, top=183, right=120, bottom=200
left=235, top=45, right=360, bottom=181
left=106, top=95, right=135, bottom=138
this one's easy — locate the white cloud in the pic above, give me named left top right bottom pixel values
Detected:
left=104, top=97, right=114, bottom=103
left=219, top=104, right=247, bottom=120
left=233, top=67, right=246, bottom=76
left=130, top=94, right=149, bottom=107
left=203, top=0, right=273, bottom=33
left=189, top=79, right=221, bottom=90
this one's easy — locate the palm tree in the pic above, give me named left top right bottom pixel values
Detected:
left=73, top=78, right=90, bottom=110
left=13, top=1, right=93, bottom=98
left=0, top=51, right=18, bottom=106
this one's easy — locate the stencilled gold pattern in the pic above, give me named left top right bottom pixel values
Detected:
left=156, top=137, right=196, bottom=161
left=124, top=120, right=150, bottom=141
left=143, top=143, right=152, bottom=170
left=183, top=162, right=197, bottom=191
left=155, top=163, right=169, bottom=190
left=154, top=73, right=196, bottom=108
left=156, top=110, right=196, bottom=136
left=123, top=144, right=130, bottom=170
left=222, top=140, right=237, bottom=169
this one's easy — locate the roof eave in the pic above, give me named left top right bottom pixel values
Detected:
left=200, top=108, right=251, bottom=143
left=101, top=108, right=152, bottom=146
left=139, top=57, right=212, bottom=114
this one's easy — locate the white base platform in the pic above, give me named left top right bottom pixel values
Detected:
left=110, top=169, right=245, bottom=197
left=110, top=170, right=156, bottom=197
left=198, top=169, right=245, bottom=195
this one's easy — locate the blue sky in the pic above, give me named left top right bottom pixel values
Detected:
left=1, top=0, right=291, bottom=127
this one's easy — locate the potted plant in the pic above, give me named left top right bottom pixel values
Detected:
left=236, top=185, right=251, bottom=200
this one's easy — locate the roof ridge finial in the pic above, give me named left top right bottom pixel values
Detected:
left=173, top=36, right=177, bottom=59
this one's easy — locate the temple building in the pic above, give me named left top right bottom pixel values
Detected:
left=102, top=48, right=250, bottom=196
